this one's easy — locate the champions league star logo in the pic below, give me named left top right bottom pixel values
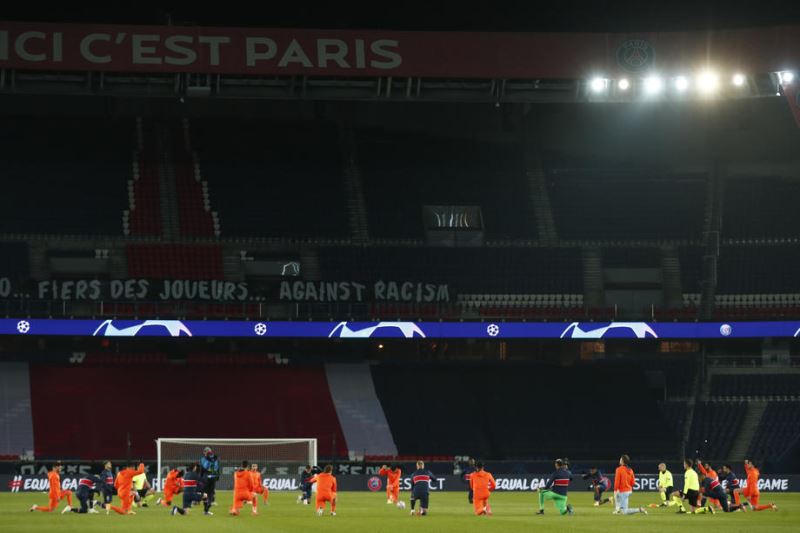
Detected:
left=92, top=320, right=193, bottom=337
left=486, top=324, right=500, bottom=337
left=16, top=320, right=30, bottom=334
left=560, top=322, right=658, bottom=339
left=328, top=322, right=426, bottom=338
left=616, top=39, right=654, bottom=73
left=254, top=322, right=268, bottom=336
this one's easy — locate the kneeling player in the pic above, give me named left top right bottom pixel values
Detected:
left=537, top=458, right=573, bottom=516
left=30, top=462, right=73, bottom=513
left=307, top=465, right=337, bottom=516
left=649, top=463, right=678, bottom=508
left=172, top=464, right=209, bottom=516
left=694, top=472, right=745, bottom=514
left=469, top=462, right=496, bottom=516
left=742, top=459, right=778, bottom=512
left=719, top=464, right=743, bottom=506
left=583, top=467, right=611, bottom=507
left=378, top=464, right=402, bottom=505
left=132, top=471, right=155, bottom=507
left=250, top=463, right=268, bottom=514
left=297, top=465, right=314, bottom=505
left=157, top=468, right=183, bottom=507
left=409, top=461, right=437, bottom=516
left=67, top=474, right=103, bottom=514
left=230, top=461, right=257, bottom=516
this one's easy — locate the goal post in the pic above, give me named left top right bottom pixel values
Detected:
left=155, top=438, right=317, bottom=490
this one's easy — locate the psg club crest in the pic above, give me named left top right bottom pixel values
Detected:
left=367, top=476, right=383, bottom=492
left=616, top=39, right=654, bottom=73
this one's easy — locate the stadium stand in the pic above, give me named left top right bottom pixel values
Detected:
left=174, top=120, right=218, bottom=238
left=679, top=247, right=704, bottom=293
left=0, top=117, right=130, bottom=235
left=0, top=242, right=29, bottom=285
left=127, top=120, right=163, bottom=237
left=191, top=118, right=349, bottom=238
left=602, top=247, right=661, bottom=267
left=318, top=246, right=582, bottom=294
left=28, top=360, right=346, bottom=459
left=125, top=244, right=224, bottom=280
left=723, top=177, right=800, bottom=238
left=687, top=401, right=748, bottom=460
left=371, top=362, right=681, bottom=460
left=717, top=246, right=800, bottom=294
left=546, top=170, right=706, bottom=241
left=357, top=132, right=535, bottom=239
left=710, top=374, right=800, bottom=399
left=747, top=402, right=800, bottom=460
left=659, top=401, right=689, bottom=435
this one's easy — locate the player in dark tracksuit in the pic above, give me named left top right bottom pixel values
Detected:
left=698, top=474, right=745, bottom=513
left=536, top=459, right=574, bottom=515
left=720, top=464, right=745, bottom=507
left=582, top=467, right=612, bottom=506
left=69, top=474, right=103, bottom=513
left=298, top=465, right=314, bottom=504
left=171, top=464, right=210, bottom=516
left=199, top=447, right=219, bottom=506
left=409, top=461, right=438, bottom=516
left=462, top=459, right=476, bottom=503
left=98, top=461, right=115, bottom=506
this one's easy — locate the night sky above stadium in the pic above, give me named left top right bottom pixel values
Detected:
left=3, top=1, right=800, bottom=31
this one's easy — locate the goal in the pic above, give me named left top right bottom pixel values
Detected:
left=155, top=438, right=317, bottom=490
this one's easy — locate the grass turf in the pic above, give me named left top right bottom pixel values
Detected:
left=0, top=490, right=797, bottom=532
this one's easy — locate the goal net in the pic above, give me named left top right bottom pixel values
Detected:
left=156, top=438, right=317, bottom=490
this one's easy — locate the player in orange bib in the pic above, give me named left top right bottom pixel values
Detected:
left=109, top=462, right=145, bottom=515
left=378, top=464, right=402, bottom=505
left=230, top=461, right=257, bottom=516
left=157, top=468, right=183, bottom=507
left=469, top=462, right=496, bottom=516
left=30, top=462, right=73, bottom=513
left=742, top=459, right=777, bottom=511
left=307, top=464, right=337, bottom=516
left=250, top=463, right=269, bottom=512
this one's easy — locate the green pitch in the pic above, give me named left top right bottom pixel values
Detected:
left=0, top=491, right=797, bottom=532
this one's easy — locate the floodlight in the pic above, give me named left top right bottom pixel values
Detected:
left=644, top=76, right=663, bottom=94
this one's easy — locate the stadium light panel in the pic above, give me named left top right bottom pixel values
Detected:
left=780, top=71, right=795, bottom=84
left=590, top=77, right=606, bottom=93
left=675, top=76, right=689, bottom=92
left=732, top=73, right=746, bottom=87
left=644, top=76, right=663, bottom=94
left=617, top=78, right=630, bottom=90
left=697, top=71, right=719, bottom=94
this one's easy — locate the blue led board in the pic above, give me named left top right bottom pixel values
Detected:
left=2, top=319, right=799, bottom=339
